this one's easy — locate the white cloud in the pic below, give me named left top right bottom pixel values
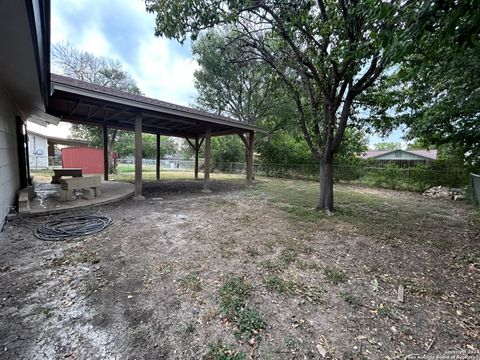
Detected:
left=131, top=37, right=199, bottom=105
left=50, top=5, right=70, bottom=44
left=77, top=25, right=116, bottom=59
left=51, top=0, right=198, bottom=106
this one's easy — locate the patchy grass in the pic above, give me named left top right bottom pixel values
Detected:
left=402, top=278, right=444, bottom=298
left=264, top=275, right=324, bottom=305
left=184, top=321, right=196, bottom=334
left=264, top=275, right=297, bottom=294
left=279, top=248, right=298, bottom=265
left=262, top=259, right=287, bottom=273
left=42, top=307, right=54, bottom=319
left=340, top=291, right=362, bottom=307
left=252, top=178, right=479, bottom=248
left=203, top=343, right=245, bottom=360
left=179, top=273, right=202, bottom=293
left=3, top=176, right=479, bottom=358
left=219, top=277, right=252, bottom=318
left=219, top=277, right=265, bottom=339
left=235, top=307, right=265, bottom=339
left=324, top=267, right=347, bottom=285
left=245, top=246, right=260, bottom=257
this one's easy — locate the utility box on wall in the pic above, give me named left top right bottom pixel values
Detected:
left=61, top=147, right=104, bottom=174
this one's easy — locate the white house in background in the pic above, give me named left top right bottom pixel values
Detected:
left=27, top=129, right=88, bottom=169
left=28, top=131, right=48, bottom=169
left=0, top=1, right=50, bottom=228
left=359, top=149, right=438, bottom=162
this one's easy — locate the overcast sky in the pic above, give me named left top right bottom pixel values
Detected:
left=51, top=0, right=198, bottom=106
left=45, top=0, right=403, bottom=146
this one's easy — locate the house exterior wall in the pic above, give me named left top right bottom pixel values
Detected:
left=0, top=86, right=20, bottom=227
left=28, top=132, right=48, bottom=169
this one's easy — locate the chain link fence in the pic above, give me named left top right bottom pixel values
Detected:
left=214, top=161, right=468, bottom=192
left=88, top=158, right=471, bottom=193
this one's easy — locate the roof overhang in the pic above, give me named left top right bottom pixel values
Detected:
left=27, top=130, right=88, bottom=146
left=47, top=74, right=266, bottom=138
left=0, top=0, right=50, bottom=117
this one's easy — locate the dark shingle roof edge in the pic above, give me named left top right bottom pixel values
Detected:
left=50, top=73, right=266, bottom=133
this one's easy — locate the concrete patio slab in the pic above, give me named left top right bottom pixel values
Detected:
left=26, top=181, right=135, bottom=215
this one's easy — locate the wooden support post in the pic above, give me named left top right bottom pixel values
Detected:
left=203, top=128, right=211, bottom=191
left=246, top=131, right=254, bottom=185
left=156, top=133, right=160, bottom=181
left=102, top=124, right=108, bottom=181
left=134, top=113, right=144, bottom=198
left=194, top=137, right=199, bottom=180
left=15, top=117, right=28, bottom=188
left=23, top=121, right=32, bottom=185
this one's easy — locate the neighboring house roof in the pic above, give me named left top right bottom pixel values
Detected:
left=48, top=74, right=266, bottom=138
left=28, top=130, right=88, bottom=146
left=359, top=149, right=438, bottom=160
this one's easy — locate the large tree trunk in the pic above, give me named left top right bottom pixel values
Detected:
left=317, top=156, right=334, bottom=213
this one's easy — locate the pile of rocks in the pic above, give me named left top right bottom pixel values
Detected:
left=423, top=186, right=466, bottom=200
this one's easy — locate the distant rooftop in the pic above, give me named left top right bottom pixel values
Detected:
left=359, top=149, right=438, bottom=160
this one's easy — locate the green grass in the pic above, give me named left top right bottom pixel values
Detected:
left=250, top=178, right=476, bottom=249
left=264, top=275, right=297, bottom=293
left=219, top=277, right=252, bottom=318
left=235, top=307, right=266, bottom=339
left=324, top=267, right=347, bottom=285
left=185, top=321, right=196, bottom=334
left=218, top=277, right=265, bottom=339
left=340, top=291, right=362, bottom=306
left=203, top=343, right=245, bottom=360
left=179, top=273, right=202, bottom=292
left=279, top=249, right=298, bottom=265
left=263, top=275, right=324, bottom=305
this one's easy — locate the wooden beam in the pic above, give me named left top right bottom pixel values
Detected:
left=194, top=137, right=199, bottom=180
left=203, top=127, right=211, bottom=191
left=102, top=124, right=109, bottom=180
left=134, top=113, right=143, bottom=197
left=69, top=101, right=82, bottom=116
left=238, top=133, right=248, bottom=147
left=156, top=133, right=161, bottom=181
left=88, top=104, right=107, bottom=119
left=185, top=137, right=195, bottom=150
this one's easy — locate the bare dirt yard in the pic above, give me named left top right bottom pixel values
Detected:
left=0, top=178, right=479, bottom=359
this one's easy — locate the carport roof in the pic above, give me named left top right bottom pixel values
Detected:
left=47, top=74, right=266, bottom=138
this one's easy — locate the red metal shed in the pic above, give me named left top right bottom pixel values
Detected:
left=61, top=147, right=104, bottom=174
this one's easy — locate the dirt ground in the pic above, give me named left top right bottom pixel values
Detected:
left=0, top=178, right=479, bottom=359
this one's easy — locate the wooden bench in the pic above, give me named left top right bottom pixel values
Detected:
left=51, top=168, right=83, bottom=184
left=59, top=175, right=102, bottom=202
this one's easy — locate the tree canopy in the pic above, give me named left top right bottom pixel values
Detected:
left=394, top=1, right=480, bottom=166
left=192, top=29, right=278, bottom=125
left=145, top=0, right=413, bottom=212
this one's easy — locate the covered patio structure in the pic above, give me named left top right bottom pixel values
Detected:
left=46, top=74, right=265, bottom=197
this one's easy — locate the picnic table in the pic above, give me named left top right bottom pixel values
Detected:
left=51, top=168, right=83, bottom=184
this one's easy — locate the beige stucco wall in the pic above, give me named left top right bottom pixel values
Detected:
left=0, top=86, right=20, bottom=228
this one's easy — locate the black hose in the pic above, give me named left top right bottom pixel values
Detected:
left=34, top=215, right=113, bottom=241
